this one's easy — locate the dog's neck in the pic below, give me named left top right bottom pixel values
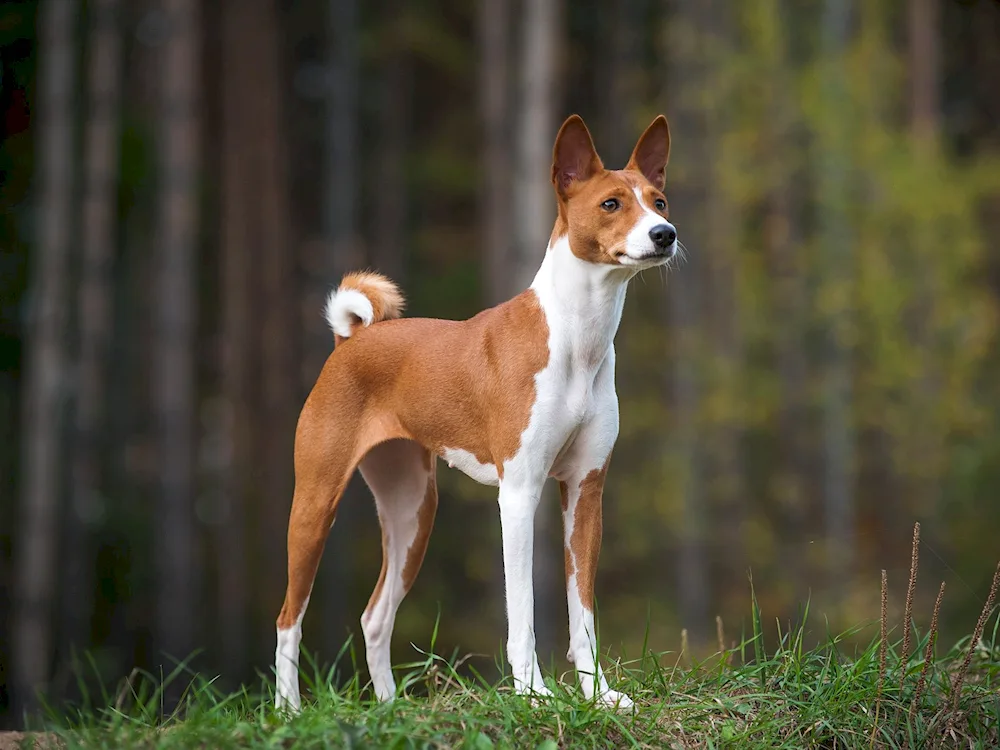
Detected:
left=530, top=233, right=634, bottom=370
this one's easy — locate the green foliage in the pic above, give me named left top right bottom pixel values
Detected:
left=596, top=0, right=1000, bottom=643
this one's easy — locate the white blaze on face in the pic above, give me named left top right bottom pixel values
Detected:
left=622, top=186, right=676, bottom=264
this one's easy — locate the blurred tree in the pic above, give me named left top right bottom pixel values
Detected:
left=254, top=0, right=298, bottom=640
left=371, top=0, right=410, bottom=283
left=596, top=0, right=640, bottom=167
left=64, top=0, right=124, bottom=663
left=13, top=0, right=79, bottom=715
left=818, top=0, right=855, bottom=601
left=217, top=0, right=253, bottom=680
left=700, top=0, right=745, bottom=599
left=319, top=0, right=360, bottom=648
left=664, top=0, right=709, bottom=638
left=908, top=0, right=938, bottom=143
left=763, top=0, right=811, bottom=598
left=512, top=0, right=562, bottom=657
left=326, top=0, right=360, bottom=279
left=512, top=0, right=559, bottom=292
left=153, top=0, right=200, bottom=666
left=906, top=0, right=943, bottom=521
left=479, top=0, right=511, bottom=306
left=112, top=0, right=160, bottom=674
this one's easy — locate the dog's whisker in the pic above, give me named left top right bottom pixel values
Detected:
left=676, top=240, right=691, bottom=266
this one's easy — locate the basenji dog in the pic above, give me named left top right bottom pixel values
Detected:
left=275, top=114, right=678, bottom=712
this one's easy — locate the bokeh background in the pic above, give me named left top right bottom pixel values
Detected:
left=3, top=0, right=1000, bottom=728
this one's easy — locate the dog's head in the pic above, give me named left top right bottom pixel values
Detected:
left=549, top=115, right=676, bottom=269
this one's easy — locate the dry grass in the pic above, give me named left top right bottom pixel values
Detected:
left=909, top=580, right=945, bottom=728
left=944, top=560, right=1000, bottom=741
left=871, top=568, right=889, bottom=744
left=898, top=522, right=920, bottom=694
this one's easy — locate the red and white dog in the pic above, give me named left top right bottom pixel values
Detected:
left=275, top=114, right=677, bottom=711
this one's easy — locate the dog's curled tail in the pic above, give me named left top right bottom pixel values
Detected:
left=323, top=270, right=405, bottom=343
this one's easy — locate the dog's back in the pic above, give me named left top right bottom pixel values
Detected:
left=304, top=283, right=551, bottom=479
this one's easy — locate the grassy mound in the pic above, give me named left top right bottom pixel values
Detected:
left=17, top=526, right=1000, bottom=749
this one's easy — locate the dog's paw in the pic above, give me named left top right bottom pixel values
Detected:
left=514, top=682, right=554, bottom=704
left=595, top=689, right=634, bottom=711
left=274, top=696, right=302, bottom=718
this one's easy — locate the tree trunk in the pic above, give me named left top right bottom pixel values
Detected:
left=596, top=0, right=639, bottom=168
left=153, top=0, right=201, bottom=666
left=701, top=3, right=746, bottom=601
left=770, top=178, right=810, bottom=594
left=64, top=0, right=124, bottom=661
left=908, top=0, right=938, bottom=142
left=770, top=1, right=810, bottom=598
left=111, top=0, right=160, bottom=675
left=217, top=0, right=253, bottom=680
left=512, top=0, right=561, bottom=661
left=13, top=0, right=79, bottom=716
left=664, top=0, right=710, bottom=638
left=320, top=0, right=360, bottom=645
left=479, top=0, right=512, bottom=306
left=327, top=0, right=360, bottom=279
left=819, top=0, right=855, bottom=602
left=512, top=0, right=559, bottom=291
left=298, top=0, right=359, bottom=396
left=908, top=0, right=942, bottom=511
left=255, top=0, right=299, bottom=636
left=371, top=3, right=409, bottom=284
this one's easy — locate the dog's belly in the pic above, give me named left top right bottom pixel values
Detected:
left=440, top=447, right=501, bottom=487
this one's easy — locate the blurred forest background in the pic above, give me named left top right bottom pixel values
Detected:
left=3, top=0, right=1000, bottom=729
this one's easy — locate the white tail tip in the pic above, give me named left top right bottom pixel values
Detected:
left=323, top=288, right=375, bottom=338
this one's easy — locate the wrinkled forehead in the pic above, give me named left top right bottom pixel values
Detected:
left=577, top=169, right=652, bottom=197
left=609, top=170, right=647, bottom=189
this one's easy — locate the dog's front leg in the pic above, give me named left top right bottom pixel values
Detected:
left=560, top=463, right=634, bottom=710
left=497, top=480, right=551, bottom=697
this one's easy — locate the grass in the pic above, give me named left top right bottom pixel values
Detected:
left=14, top=527, right=1000, bottom=749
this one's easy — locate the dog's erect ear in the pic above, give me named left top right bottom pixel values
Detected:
left=626, top=115, right=670, bottom=191
left=551, top=115, right=604, bottom=194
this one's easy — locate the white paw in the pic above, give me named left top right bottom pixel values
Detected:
left=372, top=680, right=397, bottom=703
left=596, top=689, right=634, bottom=711
left=275, top=694, right=301, bottom=716
left=514, top=681, right=554, bottom=703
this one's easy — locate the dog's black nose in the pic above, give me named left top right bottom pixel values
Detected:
left=649, top=224, right=677, bottom=248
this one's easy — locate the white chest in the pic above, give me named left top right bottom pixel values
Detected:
left=447, top=236, right=629, bottom=489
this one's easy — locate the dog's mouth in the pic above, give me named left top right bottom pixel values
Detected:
left=620, top=243, right=676, bottom=266
left=649, top=243, right=677, bottom=259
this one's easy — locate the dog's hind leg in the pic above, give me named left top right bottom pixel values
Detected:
left=275, top=477, right=343, bottom=712
left=358, top=439, right=438, bottom=701
left=275, top=397, right=373, bottom=713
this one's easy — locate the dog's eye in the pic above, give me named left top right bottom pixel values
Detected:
left=654, top=198, right=667, bottom=211
left=601, top=198, right=620, bottom=212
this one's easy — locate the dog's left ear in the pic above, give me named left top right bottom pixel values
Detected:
left=626, top=115, right=670, bottom=191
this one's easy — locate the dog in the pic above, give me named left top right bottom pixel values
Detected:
left=275, top=114, right=677, bottom=712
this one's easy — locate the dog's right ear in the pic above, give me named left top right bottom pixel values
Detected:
left=551, top=115, right=604, bottom=194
